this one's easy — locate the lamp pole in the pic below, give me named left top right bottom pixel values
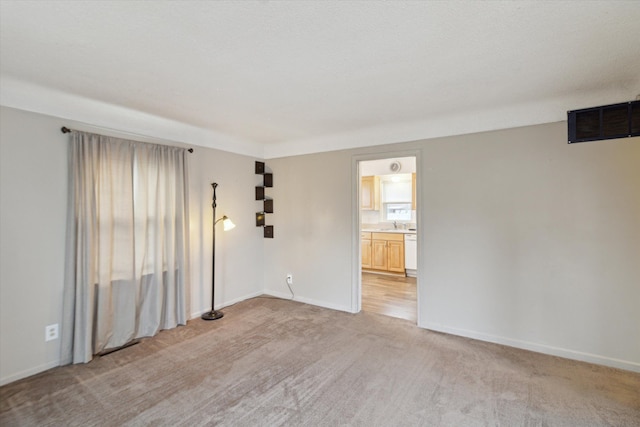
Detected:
left=202, top=182, right=224, bottom=320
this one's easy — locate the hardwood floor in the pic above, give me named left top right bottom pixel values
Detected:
left=361, top=272, right=416, bottom=322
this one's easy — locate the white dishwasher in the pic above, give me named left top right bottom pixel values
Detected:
left=404, top=233, right=417, bottom=276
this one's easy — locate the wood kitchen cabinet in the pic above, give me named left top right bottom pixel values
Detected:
left=361, top=176, right=380, bottom=210
left=363, top=232, right=405, bottom=275
left=361, top=232, right=372, bottom=269
left=387, top=240, right=405, bottom=273
left=371, top=239, right=388, bottom=270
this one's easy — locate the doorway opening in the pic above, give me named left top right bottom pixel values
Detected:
left=357, top=155, right=418, bottom=323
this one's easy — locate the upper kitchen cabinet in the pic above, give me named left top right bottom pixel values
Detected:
left=361, top=176, right=380, bottom=210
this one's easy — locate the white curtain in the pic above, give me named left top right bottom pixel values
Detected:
left=61, top=131, right=189, bottom=364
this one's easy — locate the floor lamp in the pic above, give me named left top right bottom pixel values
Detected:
left=201, top=182, right=235, bottom=321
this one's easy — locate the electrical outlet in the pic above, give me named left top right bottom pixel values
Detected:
left=45, top=324, right=59, bottom=342
left=286, top=274, right=293, bottom=285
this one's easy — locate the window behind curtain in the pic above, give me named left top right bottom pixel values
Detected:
left=61, top=131, right=189, bottom=364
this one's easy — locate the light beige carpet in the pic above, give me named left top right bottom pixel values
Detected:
left=1, top=297, right=639, bottom=426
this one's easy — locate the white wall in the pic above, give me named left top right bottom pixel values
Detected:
left=264, top=122, right=640, bottom=372
left=0, top=106, right=263, bottom=385
left=419, top=124, right=639, bottom=371
left=187, top=140, right=265, bottom=318
left=263, top=151, right=355, bottom=311
left=0, top=107, right=68, bottom=385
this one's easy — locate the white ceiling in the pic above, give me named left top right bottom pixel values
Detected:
left=1, top=1, right=639, bottom=158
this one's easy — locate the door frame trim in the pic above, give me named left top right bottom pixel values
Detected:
left=351, top=149, right=422, bottom=324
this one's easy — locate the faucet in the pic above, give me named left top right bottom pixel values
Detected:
left=393, top=221, right=398, bottom=230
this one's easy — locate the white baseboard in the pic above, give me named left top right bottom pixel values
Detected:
left=1, top=359, right=61, bottom=386
left=423, top=322, right=640, bottom=373
left=263, top=290, right=352, bottom=313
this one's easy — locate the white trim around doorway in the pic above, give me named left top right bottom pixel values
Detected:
left=351, top=149, right=422, bottom=326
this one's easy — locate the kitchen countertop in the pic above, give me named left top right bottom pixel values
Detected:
left=361, top=228, right=416, bottom=234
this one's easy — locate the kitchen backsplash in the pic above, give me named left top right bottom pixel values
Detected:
left=362, top=209, right=416, bottom=226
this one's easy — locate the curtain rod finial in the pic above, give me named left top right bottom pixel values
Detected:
left=61, top=126, right=71, bottom=134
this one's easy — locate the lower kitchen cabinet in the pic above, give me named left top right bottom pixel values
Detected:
left=361, top=232, right=372, bottom=269
left=371, top=239, right=388, bottom=270
left=387, top=240, right=405, bottom=273
left=362, top=232, right=405, bottom=275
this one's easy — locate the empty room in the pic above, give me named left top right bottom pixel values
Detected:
left=1, top=1, right=639, bottom=425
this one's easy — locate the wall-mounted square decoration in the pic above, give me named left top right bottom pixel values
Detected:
left=255, top=161, right=274, bottom=239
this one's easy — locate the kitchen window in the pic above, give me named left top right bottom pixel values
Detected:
left=380, top=174, right=412, bottom=222
left=383, top=202, right=412, bottom=221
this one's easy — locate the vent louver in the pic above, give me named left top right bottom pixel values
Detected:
left=568, top=100, right=639, bottom=144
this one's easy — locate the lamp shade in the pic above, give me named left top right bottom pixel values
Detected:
left=222, top=216, right=235, bottom=231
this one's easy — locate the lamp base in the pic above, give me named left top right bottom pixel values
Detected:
left=201, top=310, right=224, bottom=321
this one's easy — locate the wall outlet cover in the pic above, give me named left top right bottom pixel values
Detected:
left=45, top=324, right=59, bottom=342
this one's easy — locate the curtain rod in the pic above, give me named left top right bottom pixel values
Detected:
left=60, top=126, right=194, bottom=153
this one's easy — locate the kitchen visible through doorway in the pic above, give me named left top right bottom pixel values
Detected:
left=359, top=156, right=418, bottom=322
